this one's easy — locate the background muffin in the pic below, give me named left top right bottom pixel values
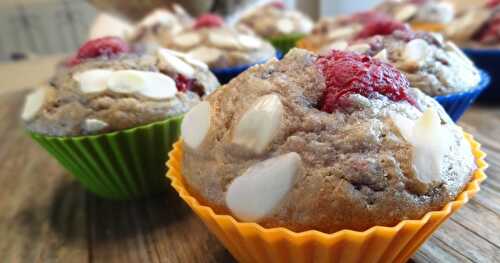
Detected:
left=180, top=48, right=475, bottom=232
left=128, top=5, right=193, bottom=48
left=376, top=0, right=456, bottom=32
left=23, top=37, right=219, bottom=199
left=299, top=11, right=409, bottom=55
left=24, top=41, right=218, bottom=136
left=235, top=1, right=313, bottom=53
left=352, top=30, right=481, bottom=96
left=164, top=14, right=275, bottom=69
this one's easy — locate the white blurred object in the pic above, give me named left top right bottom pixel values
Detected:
left=319, top=0, right=384, bottom=17
left=89, top=13, right=133, bottom=40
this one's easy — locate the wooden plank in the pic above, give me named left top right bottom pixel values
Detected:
left=87, top=190, right=235, bottom=262
left=0, top=92, right=88, bottom=263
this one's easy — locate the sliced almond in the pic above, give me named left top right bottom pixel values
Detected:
left=83, top=118, right=108, bottom=133
left=327, top=26, right=358, bottom=40
left=403, top=39, right=431, bottom=68
left=233, top=94, right=283, bottom=154
left=238, top=34, right=262, bottom=50
left=374, top=49, right=389, bottom=62
left=172, top=32, right=201, bottom=48
left=21, top=88, right=46, bottom=121
left=347, top=43, right=371, bottom=53
left=391, top=108, right=449, bottom=184
left=107, top=70, right=177, bottom=99
left=163, top=49, right=209, bottom=70
left=158, top=48, right=195, bottom=78
left=137, top=72, right=177, bottom=99
left=73, top=69, right=113, bottom=94
left=209, top=32, right=240, bottom=48
left=181, top=101, right=211, bottom=149
left=225, top=152, right=301, bottom=221
left=277, top=18, right=294, bottom=34
left=188, top=47, right=222, bottom=65
left=394, top=4, right=417, bottom=22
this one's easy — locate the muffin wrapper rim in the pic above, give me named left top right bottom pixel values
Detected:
left=166, top=132, right=487, bottom=262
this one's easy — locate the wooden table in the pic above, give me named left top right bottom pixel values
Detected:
left=0, top=58, right=499, bottom=262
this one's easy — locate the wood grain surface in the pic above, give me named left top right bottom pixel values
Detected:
left=0, top=83, right=499, bottom=262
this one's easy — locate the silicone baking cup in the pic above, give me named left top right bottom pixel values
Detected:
left=30, top=115, right=182, bottom=200
left=434, top=69, right=490, bottom=122
left=167, top=132, right=487, bottom=263
left=212, top=51, right=283, bottom=84
left=463, top=48, right=500, bottom=103
left=267, top=33, right=306, bottom=55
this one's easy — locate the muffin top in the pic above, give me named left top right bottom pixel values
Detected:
left=128, top=5, right=193, bottom=47
left=446, top=1, right=500, bottom=47
left=164, top=14, right=276, bottom=69
left=300, top=11, right=409, bottom=54
left=376, top=0, right=456, bottom=31
left=235, top=1, right=313, bottom=38
left=180, top=48, right=475, bottom=233
left=351, top=30, right=481, bottom=96
left=22, top=37, right=219, bottom=137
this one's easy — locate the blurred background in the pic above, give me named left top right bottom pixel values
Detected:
left=0, top=0, right=393, bottom=61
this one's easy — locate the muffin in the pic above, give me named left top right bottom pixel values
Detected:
left=168, top=48, right=485, bottom=262
left=235, top=1, right=313, bottom=53
left=445, top=1, right=498, bottom=47
left=128, top=5, right=193, bottom=49
left=376, top=0, right=456, bottom=33
left=180, top=48, right=475, bottom=231
left=298, top=11, right=409, bottom=55
left=23, top=37, right=219, bottom=199
left=349, top=29, right=488, bottom=120
left=164, top=14, right=277, bottom=83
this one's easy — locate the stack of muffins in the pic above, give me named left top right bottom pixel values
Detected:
left=22, top=1, right=488, bottom=262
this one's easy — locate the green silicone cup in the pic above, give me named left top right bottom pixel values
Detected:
left=267, top=33, right=306, bottom=54
left=29, top=115, right=183, bottom=200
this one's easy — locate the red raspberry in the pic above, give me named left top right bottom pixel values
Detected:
left=315, top=50, right=415, bottom=113
left=76, top=36, right=129, bottom=61
left=487, top=0, right=500, bottom=8
left=477, top=12, right=500, bottom=43
left=65, top=55, right=81, bottom=67
left=269, top=1, right=286, bottom=9
left=194, top=14, right=224, bottom=29
left=356, top=18, right=409, bottom=39
left=175, top=74, right=194, bottom=92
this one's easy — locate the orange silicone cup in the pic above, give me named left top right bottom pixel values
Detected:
left=166, top=132, right=487, bottom=263
left=296, top=38, right=318, bottom=53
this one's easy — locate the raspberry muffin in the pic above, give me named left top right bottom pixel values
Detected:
left=348, top=29, right=489, bottom=120
left=298, top=11, right=409, bottom=55
left=446, top=0, right=500, bottom=47
left=376, top=0, right=456, bottom=33
left=23, top=37, right=219, bottom=199
left=128, top=5, right=193, bottom=49
left=179, top=48, right=476, bottom=233
left=164, top=14, right=277, bottom=83
left=236, top=1, right=313, bottom=53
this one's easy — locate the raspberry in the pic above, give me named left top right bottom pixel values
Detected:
left=356, top=17, right=409, bottom=39
left=175, top=74, right=194, bottom=92
left=315, top=50, right=415, bottom=113
left=65, top=55, right=81, bottom=67
left=487, top=0, right=500, bottom=8
left=76, top=37, right=129, bottom=61
left=194, top=14, right=224, bottom=29
left=476, top=11, right=500, bottom=43
left=269, top=1, right=286, bottom=9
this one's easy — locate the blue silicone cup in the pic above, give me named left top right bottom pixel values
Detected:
left=463, top=48, right=500, bottom=103
left=211, top=51, right=283, bottom=84
left=434, top=70, right=490, bottom=122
